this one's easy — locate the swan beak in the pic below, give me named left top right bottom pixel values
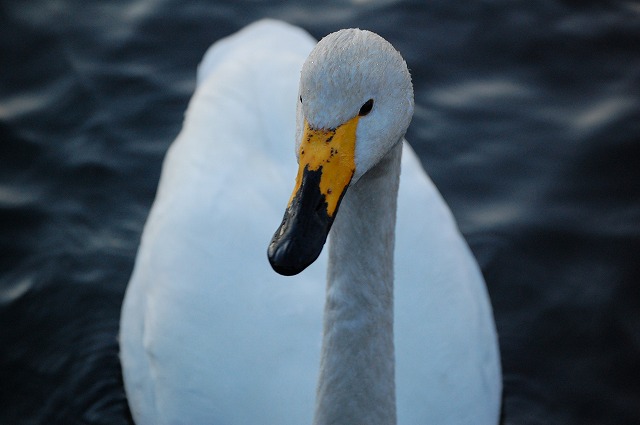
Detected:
left=268, top=116, right=359, bottom=276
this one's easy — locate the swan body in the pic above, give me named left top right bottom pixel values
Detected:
left=120, top=19, right=501, bottom=425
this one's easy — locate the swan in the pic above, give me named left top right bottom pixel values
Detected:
left=120, top=19, right=501, bottom=425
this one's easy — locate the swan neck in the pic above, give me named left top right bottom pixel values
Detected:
left=314, top=141, right=402, bottom=425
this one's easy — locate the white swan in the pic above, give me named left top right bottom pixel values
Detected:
left=120, top=19, right=501, bottom=425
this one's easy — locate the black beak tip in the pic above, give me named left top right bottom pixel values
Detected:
left=268, top=166, right=339, bottom=277
left=268, top=239, right=305, bottom=276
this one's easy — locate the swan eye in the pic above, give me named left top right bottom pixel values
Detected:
left=358, top=99, right=374, bottom=116
left=299, top=96, right=303, bottom=103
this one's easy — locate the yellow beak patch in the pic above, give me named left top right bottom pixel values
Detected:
left=289, top=116, right=360, bottom=217
left=269, top=115, right=360, bottom=275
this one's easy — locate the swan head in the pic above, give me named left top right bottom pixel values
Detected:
left=268, top=28, right=414, bottom=276
left=296, top=29, right=414, bottom=183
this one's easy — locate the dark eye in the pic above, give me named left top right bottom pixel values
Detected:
left=358, top=99, right=374, bottom=116
left=299, top=95, right=303, bottom=103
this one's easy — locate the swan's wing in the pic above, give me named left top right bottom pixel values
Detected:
left=120, top=20, right=326, bottom=425
left=394, top=141, right=502, bottom=424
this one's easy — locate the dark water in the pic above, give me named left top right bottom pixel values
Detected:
left=1, top=1, right=639, bottom=424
